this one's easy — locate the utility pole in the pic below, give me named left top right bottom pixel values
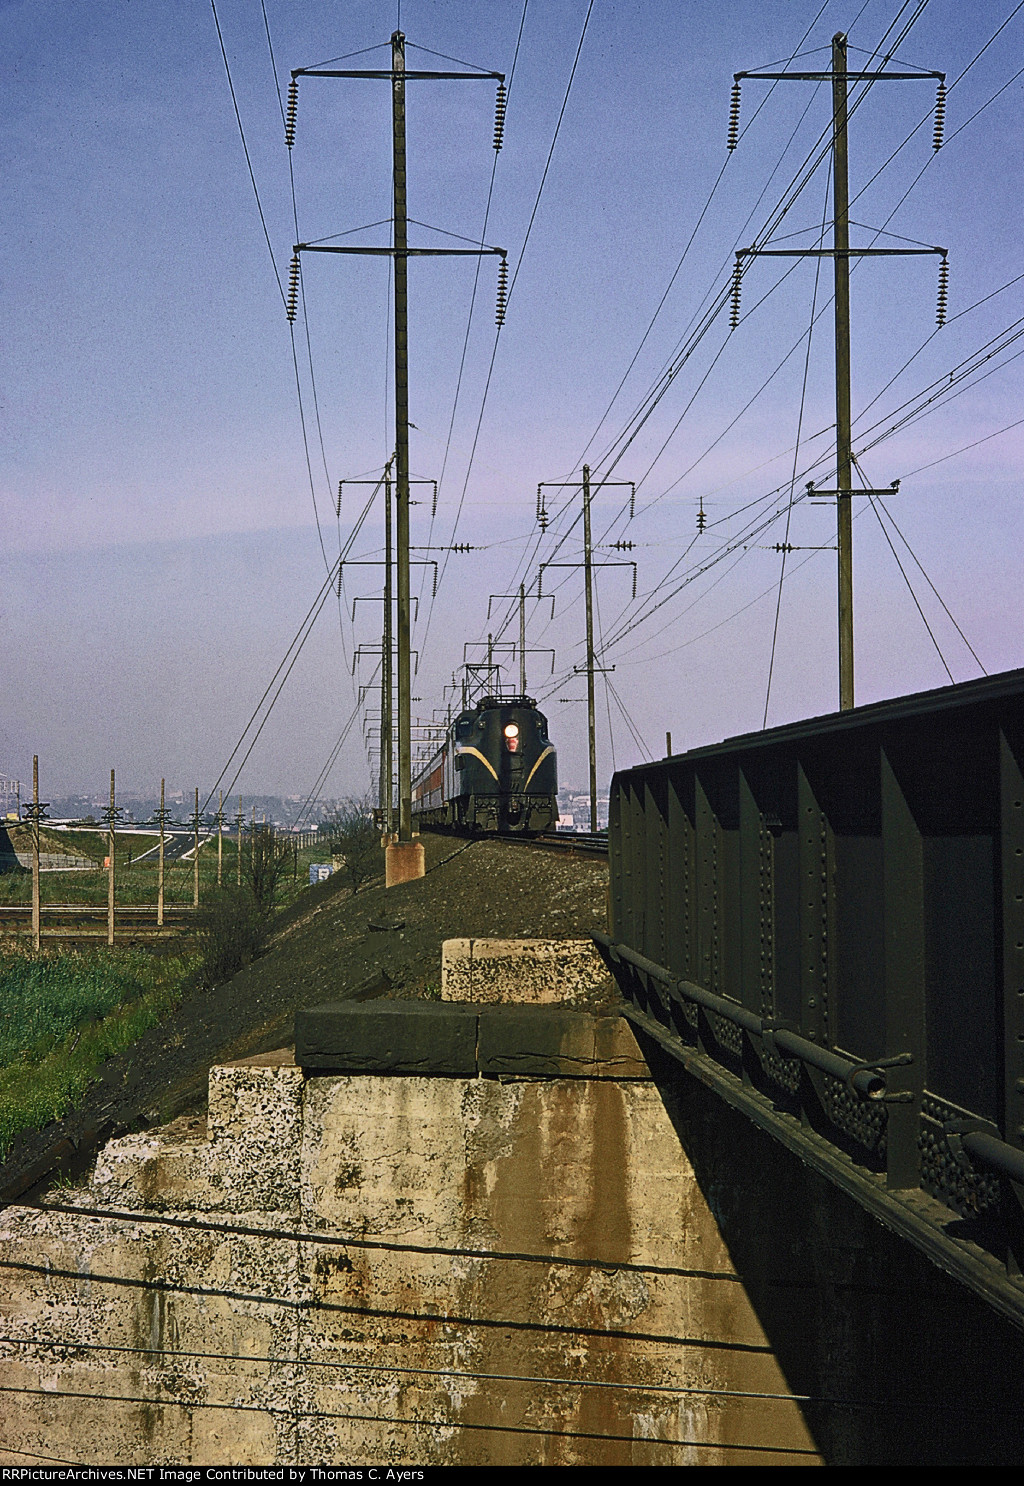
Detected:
left=217, top=789, right=224, bottom=888
left=390, top=29, right=413, bottom=864
left=537, top=468, right=637, bottom=833
left=28, top=756, right=44, bottom=953
left=338, top=468, right=439, bottom=836
left=582, top=467, right=597, bottom=832
left=155, top=778, right=169, bottom=928
left=485, top=591, right=556, bottom=700
left=730, top=37, right=947, bottom=710
left=235, top=799, right=244, bottom=887
left=832, top=34, right=854, bottom=711
left=192, top=786, right=200, bottom=910
left=383, top=462, right=394, bottom=837
left=287, top=33, right=506, bottom=884
left=105, top=770, right=119, bottom=947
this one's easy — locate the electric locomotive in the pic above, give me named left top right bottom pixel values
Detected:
left=411, top=695, right=557, bottom=834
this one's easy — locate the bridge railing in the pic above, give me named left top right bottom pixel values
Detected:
left=598, top=668, right=1024, bottom=1309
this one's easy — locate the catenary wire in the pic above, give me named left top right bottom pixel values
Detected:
left=866, top=490, right=953, bottom=682
left=484, top=0, right=927, bottom=659
left=764, top=158, right=831, bottom=726
left=422, top=0, right=594, bottom=636
left=873, top=492, right=986, bottom=672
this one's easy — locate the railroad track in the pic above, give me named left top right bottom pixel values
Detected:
left=501, top=831, right=609, bottom=856
left=0, top=905, right=196, bottom=917
left=0, top=904, right=197, bottom=941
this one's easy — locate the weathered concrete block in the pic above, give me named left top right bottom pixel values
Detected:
left=441, top=936, right=610, bottom=1003
left=296, top=1002, right=650, bottom=1080
left=385, top=838, right=425, bottom=886
left=0, top=1052, right=821, bottom=1466
left=477, top=1005, right=650, bottom=1078
left=296, top=1000, right=478, bottom=1074
left=91, top=1061, right=303, bottom=1214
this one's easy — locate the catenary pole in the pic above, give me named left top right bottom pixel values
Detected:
left=392, top=31, right=413, bottom=844
left=833, top=33, right=854, bottom=711
left=583, top=466, right=598, bottom=833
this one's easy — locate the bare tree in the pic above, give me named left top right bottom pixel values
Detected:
left=321, top=799, right=382, bottom=895
left=243, top=823, right=293, bottom=915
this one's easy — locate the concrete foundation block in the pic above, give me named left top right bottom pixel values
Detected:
left=0, top=1050, right=822, bottom=1466
left=385, top=839, right=425, bottom=887
left=296, top=1000, right=478, bottom=1075
left=90, top=1062, right=304, bottom=1214
left=476, top=1006, right=650, bottom=1078
left=296, top=1001, right=650, bottom=1080
left=441, top=936, right=610, bottom=1002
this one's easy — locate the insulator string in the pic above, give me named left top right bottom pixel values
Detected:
left=729, top=260, right=742, bottom=330
left=287, top=253, right=300, bottom=323
left=495, top=255, right=509, bottom=326
left=936, top=255, right=949, bottom=327
left=493, top=80, right=507, bottom=152
left=727, top=80, right=741, bottom=151
left=285, top=76, right=299, bottom=149
left=932, top=80, right=946, bottom=151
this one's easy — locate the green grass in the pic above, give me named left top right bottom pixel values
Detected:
left=0, top=947, right=194, bottom=1157
left=0, top=844, right=344, bottom=1154
left=0, top=836, right=333, bottom=909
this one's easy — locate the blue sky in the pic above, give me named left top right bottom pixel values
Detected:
left=2, top=0, right=1022, bottom=801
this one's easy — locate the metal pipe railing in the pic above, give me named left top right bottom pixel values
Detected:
left=594, top=931, right=889, bottom=1100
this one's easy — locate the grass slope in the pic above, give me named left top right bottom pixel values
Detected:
left=0, top=835, right=609, bottom=1190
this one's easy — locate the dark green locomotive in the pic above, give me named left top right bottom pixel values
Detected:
left=411, top=696, right=558, bottom=833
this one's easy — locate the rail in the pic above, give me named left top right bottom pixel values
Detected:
left=597, top=667, right=1024, bottom=1329
left=496, top=830, right=608, bottom=855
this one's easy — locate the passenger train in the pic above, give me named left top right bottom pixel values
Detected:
left=411, top=695, right=558, bottom=834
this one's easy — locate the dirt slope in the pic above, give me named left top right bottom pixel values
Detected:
left=0, top=835, right=609, bottom=1198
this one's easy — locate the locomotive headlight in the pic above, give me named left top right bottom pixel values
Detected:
left=504, top=722, right=520, bottom=753
left=503, top=724, right=519, bottom=738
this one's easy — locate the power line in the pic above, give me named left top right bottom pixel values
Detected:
left=488, top=0, right=936, bottom=666
left=12, top=1198, right=737, bottom=1280
left=866, top=490, right=953, bottom=683
left=0, top=1333, right=819, bottom=1407
left=209, top=0, right=286, bottom=308
left=201, top=483, right=380, bottom=815
left=474, top=4, right=919, bottom=682
left=570, top=1, right=838, bottom=481
left=0, top=1257, right=768, bottom=1352
left=417, top=0, right=530, bottom=607
left=0, top=1384, right=809, bottom=1456
left=576, top=27, right=1022, bottom=674
left=426, top=0, right=596, bottom=636
left=764, top=159, right=831, bottom=727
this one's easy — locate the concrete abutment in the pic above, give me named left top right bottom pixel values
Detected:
left=2, top=937, right=1021, bottom=1463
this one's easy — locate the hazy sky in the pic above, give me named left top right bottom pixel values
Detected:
left=3, top=0, right=1022, bottom=804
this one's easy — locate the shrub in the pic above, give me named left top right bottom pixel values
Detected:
left=193, top=885, right=270, bottom=988
left=243, top=824, right=293, bottom=915
left=320, top=800, right=383, bottom=895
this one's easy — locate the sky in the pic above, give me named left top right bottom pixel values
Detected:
left=2, top=0, right=1022, bottom=806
